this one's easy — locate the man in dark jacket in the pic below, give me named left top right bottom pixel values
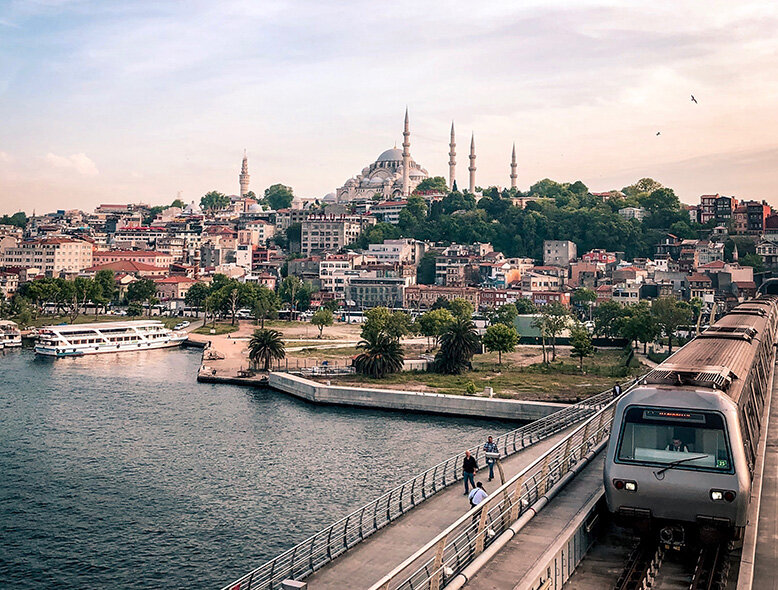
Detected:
left=462, top=450, right=478, bottom=495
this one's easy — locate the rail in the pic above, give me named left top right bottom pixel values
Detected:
left=368, top=398, right=619, bottom=590
left=221, top=379, right=635, bottom=590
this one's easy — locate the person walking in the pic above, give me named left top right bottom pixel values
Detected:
left=462, top=450, right=478, bottom=495
left=612, top=383, right=622, bottom=399
left=483, top=436, right=499, bottom=481
left=468, top=481, right=488, bottom=507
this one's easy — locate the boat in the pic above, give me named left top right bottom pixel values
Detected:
left=34, top=320, right=188, bottom=357
left=0, top=320, right=22, bottom=348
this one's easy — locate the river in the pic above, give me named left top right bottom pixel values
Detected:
left=0, top=347, right=515, bottom=589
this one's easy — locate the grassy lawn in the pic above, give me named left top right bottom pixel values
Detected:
left=322, top=349, right=645, bottom=403
left=288, top=346, right=360, bottom=359
left=192, top=322, right=239, bottom=335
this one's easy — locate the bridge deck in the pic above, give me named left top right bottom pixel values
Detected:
left=463, top=455, right=604, bottom=590
left=305, top=427, right=576, bottom=589
left=751, top=365, right=778, bottom=590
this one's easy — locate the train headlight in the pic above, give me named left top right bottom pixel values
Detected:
left=710, top=489, right=736, bottom=502
left=613, top=479, right=637, bottom=492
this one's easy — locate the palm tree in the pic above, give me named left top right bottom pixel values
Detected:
left=434, top=317, right=481, bottom=374
left=248, top=329, right=285, bottom=371
left=353, top=331, right=404, bottom=378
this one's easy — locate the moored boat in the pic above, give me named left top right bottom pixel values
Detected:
left=0, top=320, right=22, bottom=348
left=34, top=320, right=187, bottom=357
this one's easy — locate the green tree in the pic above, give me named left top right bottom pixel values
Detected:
left=354, top=331, right=405, bottom=378
left=620, top=302, right=658, bottom=352
left=486, top=303, right=518, bottom=327
left=594, top=301, right=627, bottom=339
left=414, top=176, right=449, bottom=194
left=416, top=308, right=454, bottom=347
left=171, top=198, right=185, bottom=208
left=278, top=276, right=313, bottom=317
left=126, top=278, right=158, bottom=316
left=651, top=296, right=693, bottom=354
left=569, top=324, right=594, bottom=372
left=127, top=302, right=143, bottom=317
left=416, top=252, right=437, bottom=285
left=248, top=328, right=286, bottom=371
left=398, top=195, right=428, bottom=234
left=185, top=282, right=210, bottom=317
left=571, top=288, right=597, bottom=320
left=540, top=302, right=570, bottom=361
left=252, top=286, right=280, bottom=328
left=433, top=317, right=481, bottom=374
left=361, top=307, right=412, bottom=341
left=482, top=323, right=519, bottom=365
left=264, top=184, right=294, bottom=210
left=447, top=297, right=474, bottom=320
left=740, top=253, right=764, bottom=273
left=200, top=190, right=230, bottom=211
left=514, top=298, right=537, bottom=315
left=311, top=308, right=334, bottom=338
left=0, top=211, right=27, bottom=228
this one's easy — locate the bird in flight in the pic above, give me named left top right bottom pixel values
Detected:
left=656, top=131, right=661, bottom=136
left=691, top=95, right=698, bottom=104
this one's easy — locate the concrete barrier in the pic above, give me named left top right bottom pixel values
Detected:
left=267, top=372, right=566, bottom=421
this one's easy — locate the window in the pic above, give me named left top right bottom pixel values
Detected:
left=616, top=406, right=732, bottom=472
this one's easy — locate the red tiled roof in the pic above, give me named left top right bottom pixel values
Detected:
left=94, top=249, right=167, bottom=258
left=688, top=273, right=712, bottom=283
left=698, top=260, right=726, bottom=269
left=155, top=276, right=197, bottom=284
left=85, top=260, right=165, bottom=272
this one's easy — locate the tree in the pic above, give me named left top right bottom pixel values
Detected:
left=200, top=190, right=229, bottom=211
left=311, top=308, right=334, bottom=338
left=620, top=302, right=658, bottom=353
left=278, top=276, right=313, bottom=317
left=569, top=324, right=594, bottom=372
left=361, top=307, right=412, bottom=341
left=185, top=282, right=209, bottom=318
left=398, top=195, right=428, bottom=235
left=93, top=270, right=116, bottom=313
left=126, top=278, right=158, bottom=316
left=252, top=286, right=280, bottom=328
left=486, top=303, right=518, bottom=327
left=540, top=302, right=569, bottom=361
left=0, top=211, right=27, bottom=228
left=414, top=176, right=449, bottom=194
left=416, top=308, right=454, bottom=347
left=594, top=301, right=627, bottom=339
left=171, top=198, right=185, bottom=208
left=741, top=253, right=765, bottom=273
left=416, top=252, right=437, bottom=285
left=248, top=328, right=286, bottom=371
left=447, top=297, right=474, bottom=320
left=483, top=323, right=519, bottom=365
left=353, top=330, right=405, bottom=378
left=571, top=288, right=597, bottom=320
left=264, top=184, right=294, bottom=210
left=514, top=298, right=537, bottom=315
left=433, top=317, right=481, bottom=374
left=651, top=296, right=693, bottom=354
left=127, top=302, right=143, bottom=317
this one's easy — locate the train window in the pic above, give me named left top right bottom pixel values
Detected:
left=616, top=406, right=732, bottom=472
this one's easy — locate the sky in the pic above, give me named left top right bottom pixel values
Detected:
left=1, top=0, right=777, bottom=214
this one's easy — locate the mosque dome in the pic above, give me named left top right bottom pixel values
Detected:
left=377, top=148, right=403, bottom=162
left=248, top=203, right=263, bottom=213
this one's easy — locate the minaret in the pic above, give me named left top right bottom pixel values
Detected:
left=510, top=143, right=518, bottom=189
left=448, top=122, right=456, bottom=190
left=402, top=107, right=411, bottom=197
left=239, top=150, right=250, bottom=197
left=468, top=133, right=476, bottom=193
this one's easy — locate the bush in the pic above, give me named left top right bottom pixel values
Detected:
left=465, top=381, right=477, bottom=396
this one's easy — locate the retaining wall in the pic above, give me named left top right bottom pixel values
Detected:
left=267, top=372, right=566, bottom=421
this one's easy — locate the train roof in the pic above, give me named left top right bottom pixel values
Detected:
left=645, top=296, right=778, bottom=403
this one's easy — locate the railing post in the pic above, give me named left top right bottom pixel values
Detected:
left=474, top=501, right=490, bottom=554
left=429, top=534, right=449, bottom=590
left=537, top=455, right=551, bottom=496
left=595, top=411, right=605, bottom=443
left=578, top=420, right=591, bottom=457
left=561, top=435, right=573, bottom=474
left=510, top=476, right=525, bottom=521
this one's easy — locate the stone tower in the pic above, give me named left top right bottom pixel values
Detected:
left=448, top=122, right=456, bottom=190
left=402, top=108, right=411, bottom=197
left=510, top=143, right=518, bottom=189
left=239, top=150, right=250, bottom=197
left=468, top=133, right=476, bottom=193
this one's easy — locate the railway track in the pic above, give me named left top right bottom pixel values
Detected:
left=688, top=542, right=731, bottom=590
left=613, top=539, right=664, bottom=590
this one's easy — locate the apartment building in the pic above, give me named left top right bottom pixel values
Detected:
left=2, top=238, right=93, bottom=274
left=301, top=215, right=375, bottom=256
left=543, top=240, right=577, bottom=267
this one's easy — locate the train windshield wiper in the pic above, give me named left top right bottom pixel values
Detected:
left=654, top=454, right=708, bottom=478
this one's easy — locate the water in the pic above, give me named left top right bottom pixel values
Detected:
left=0, top=348, right=515, bottom=589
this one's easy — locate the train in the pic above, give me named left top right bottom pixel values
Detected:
left=604, top=295, right=778, bottom=546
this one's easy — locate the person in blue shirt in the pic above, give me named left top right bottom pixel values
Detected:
left=483, top=436, right=499, bottom=481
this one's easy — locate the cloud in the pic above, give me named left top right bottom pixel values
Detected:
left=44, top=152, right=99, bottom=176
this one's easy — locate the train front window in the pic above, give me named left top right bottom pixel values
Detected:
left=616, top=407, right=731, bottom=472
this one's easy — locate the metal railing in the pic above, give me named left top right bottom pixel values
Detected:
left=369, top=399, right=618, bottom=590
left=220, top=380, right=633, bottom=590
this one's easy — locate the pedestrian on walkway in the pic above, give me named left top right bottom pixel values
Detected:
left=468, top=481, right=488, bottom=507
left=483, top=436, right=499, bottom=481
left=612, top=383, right=621, bottom=399
left=462, top=450, right=478, bottom=495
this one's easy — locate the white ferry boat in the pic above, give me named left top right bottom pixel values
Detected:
left=35, top=320, right=187, bottom=357
left=0, top=320, right=22, bottom=349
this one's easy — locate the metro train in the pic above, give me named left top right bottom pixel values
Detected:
left=604, top=295, right=778, bottom=546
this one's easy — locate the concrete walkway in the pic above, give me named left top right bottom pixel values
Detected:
left=305, top=426, right=576, bottom=589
